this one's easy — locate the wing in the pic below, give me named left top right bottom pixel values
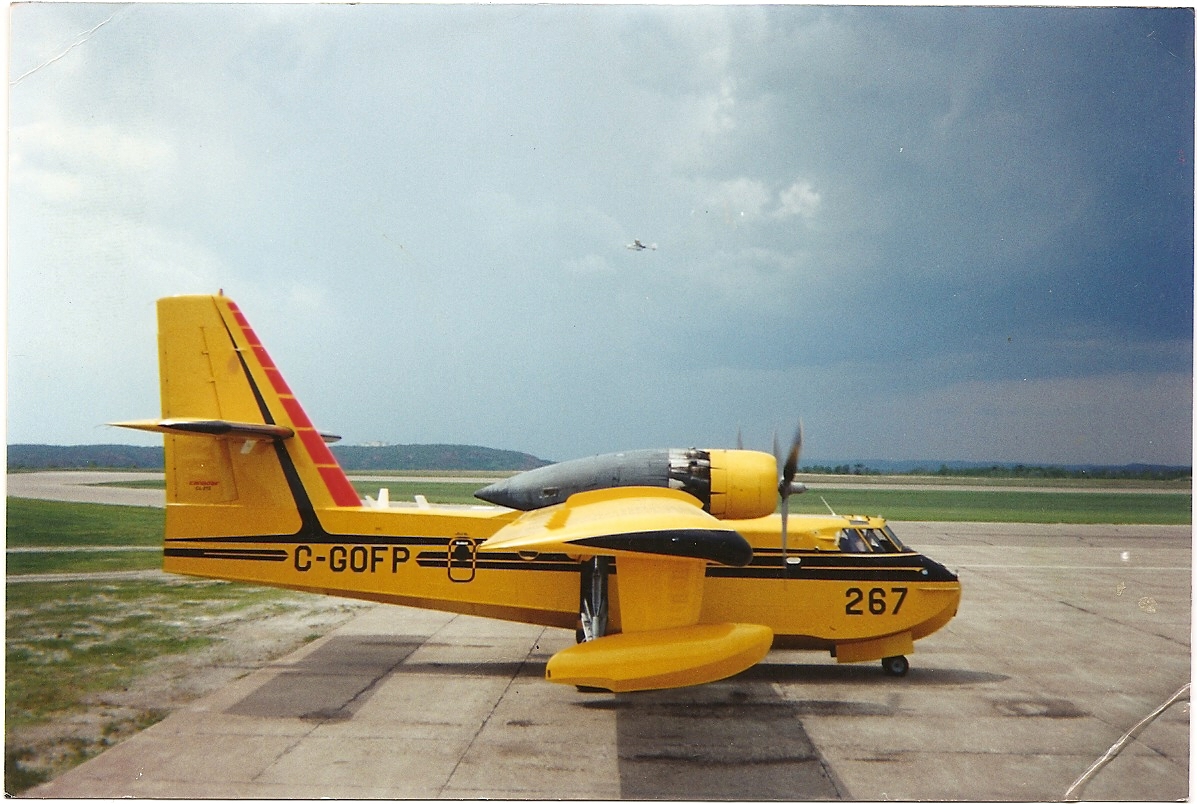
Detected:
left=481, top=487, right=772, bottom=692
left=478, top=485, right=752, bottom=567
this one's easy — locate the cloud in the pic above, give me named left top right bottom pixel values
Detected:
left=873, top=371, right=1195, bottom=465
left=701, top=177, right=771, bottom=220
left=696, top=176, right=821, bottom=224
left=10, top=119, right=177, bottom=210
left=563, top=254, right=615, bottom=276
left=6, top=5, right=1191, bottom=466
left=773, top=180, right=821, bottom=220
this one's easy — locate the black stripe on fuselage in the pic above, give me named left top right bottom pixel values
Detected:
left=166, top=533, right=451, bottom=546
left=707, top=550, right=957, bottom=582
left=165, top=547, right=289, bottom=562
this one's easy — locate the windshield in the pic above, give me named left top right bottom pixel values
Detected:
left=882, top=525, right=909, bottom=552
left=837, top=526, right=908, bottom=554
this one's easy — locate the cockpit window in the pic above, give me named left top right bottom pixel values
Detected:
left=838, top=527, right=908, bottom=554
left=837, top=529, right=869, bottom=553
left=882, top=525, right=909, bottom=552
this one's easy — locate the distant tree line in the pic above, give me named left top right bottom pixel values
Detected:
left=926, top=463, right=1192, bottom=482
left=802, top=461, right=1190, bottom=481
left=804, top=464, right=878, bottom=476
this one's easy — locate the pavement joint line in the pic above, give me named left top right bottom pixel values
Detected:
left=249, top=722, right=323, bottom=785
left=438, top=623, right=550, bottom=797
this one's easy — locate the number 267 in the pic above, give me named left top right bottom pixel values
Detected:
left=845, top=586, right=907, bottom=615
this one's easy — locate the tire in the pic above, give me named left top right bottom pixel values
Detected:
left=882, top=655, right=910, bottom=677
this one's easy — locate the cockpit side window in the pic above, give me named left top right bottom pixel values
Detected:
left=838, top=526, right=911, bottom=554
left=838, top=529, right=869, bottom=553
left=861, top=529, right=885, bottom=551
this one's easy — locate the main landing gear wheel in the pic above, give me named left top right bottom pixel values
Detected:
left=881, top=655, right=909, bottom=677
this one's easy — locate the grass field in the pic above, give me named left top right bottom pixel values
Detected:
left=788, top=488, right=1191, bottom=525
left=350, top=480, right=492, bottom=505
left=4, top=574, right=328, bottom=793
left=6, top=498, right=163, bottom=547
left=7, top=549, right=161, bottom=575
left=2, top=498, right=355, bottom=793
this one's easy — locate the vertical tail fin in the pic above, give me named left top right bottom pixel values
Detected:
left=114, top=294, right=359, bottom=540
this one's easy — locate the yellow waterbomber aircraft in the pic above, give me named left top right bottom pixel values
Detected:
left=115, top=294, right=961, bottom=693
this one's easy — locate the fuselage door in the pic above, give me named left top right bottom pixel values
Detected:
left=448, top=536, right=477, bottom=582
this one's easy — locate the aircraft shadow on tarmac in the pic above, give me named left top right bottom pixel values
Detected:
left=227, top=636, right=426, bottom=720
left=225, top=635, right=1007, bottom=722
left=739, top=662, right=1009, bottom=686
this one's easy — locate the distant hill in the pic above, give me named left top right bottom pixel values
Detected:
left=7, top=443, right=551, bottom=472
left=331, top=444, right=550, bottom=472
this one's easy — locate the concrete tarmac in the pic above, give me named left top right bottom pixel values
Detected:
left=6, top=471, right=165, bottom=507
left=24, top=518, right=1190, bottom=800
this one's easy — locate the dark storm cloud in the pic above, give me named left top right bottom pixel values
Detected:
left=8, top=4, right=1192, bottom=464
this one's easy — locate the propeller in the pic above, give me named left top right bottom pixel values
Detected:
left=775, top=421, right=805, bottom=565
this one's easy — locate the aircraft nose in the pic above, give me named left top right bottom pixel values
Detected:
left=919, top=555, right=958, bottom=582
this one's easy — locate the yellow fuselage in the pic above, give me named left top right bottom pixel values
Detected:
left=165, top=500, right=960, bottom=665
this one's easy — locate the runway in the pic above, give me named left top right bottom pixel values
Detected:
left=12, top=473, right=1191, bottom=799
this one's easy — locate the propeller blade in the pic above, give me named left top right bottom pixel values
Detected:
left=736, top=427, right=743, bottom=451
left=781, top=422, right=802, bottom=490
left=777, top=421, right=804, bottom=566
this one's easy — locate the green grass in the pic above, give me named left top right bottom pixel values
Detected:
left=4, top=578, right=307, bottom=793
left=91, top=478, right=492, bottom=505
left=348, top=480, right=490, bottom=505
left=6, top=498, right=164, bottom=547
left=93, top=478, right=165, bottom=489
left=6, top=549, right=161, bottom=575
left=790, top=488, right=1191, bottom=525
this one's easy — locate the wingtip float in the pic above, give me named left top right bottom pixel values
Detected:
left=114, top=293, right=960, bottom=693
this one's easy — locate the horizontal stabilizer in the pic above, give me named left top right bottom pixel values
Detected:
left=479, top=486, right=752, bottom=567
left=546, top=623, right=773, bottom=692
left=111, top=418, right=295, bottom=441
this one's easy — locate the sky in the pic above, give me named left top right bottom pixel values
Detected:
left=7, top=3, right=1194, bottom=466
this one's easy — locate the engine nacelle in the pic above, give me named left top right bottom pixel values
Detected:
left=474, top=448, right=779, bottom=521
left=705, top=449, right=779, bottom=520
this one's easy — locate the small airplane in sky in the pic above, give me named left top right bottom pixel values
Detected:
left=626, top=239, right=657, bottom=251
left=114, top=294, right=960, bottom=693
